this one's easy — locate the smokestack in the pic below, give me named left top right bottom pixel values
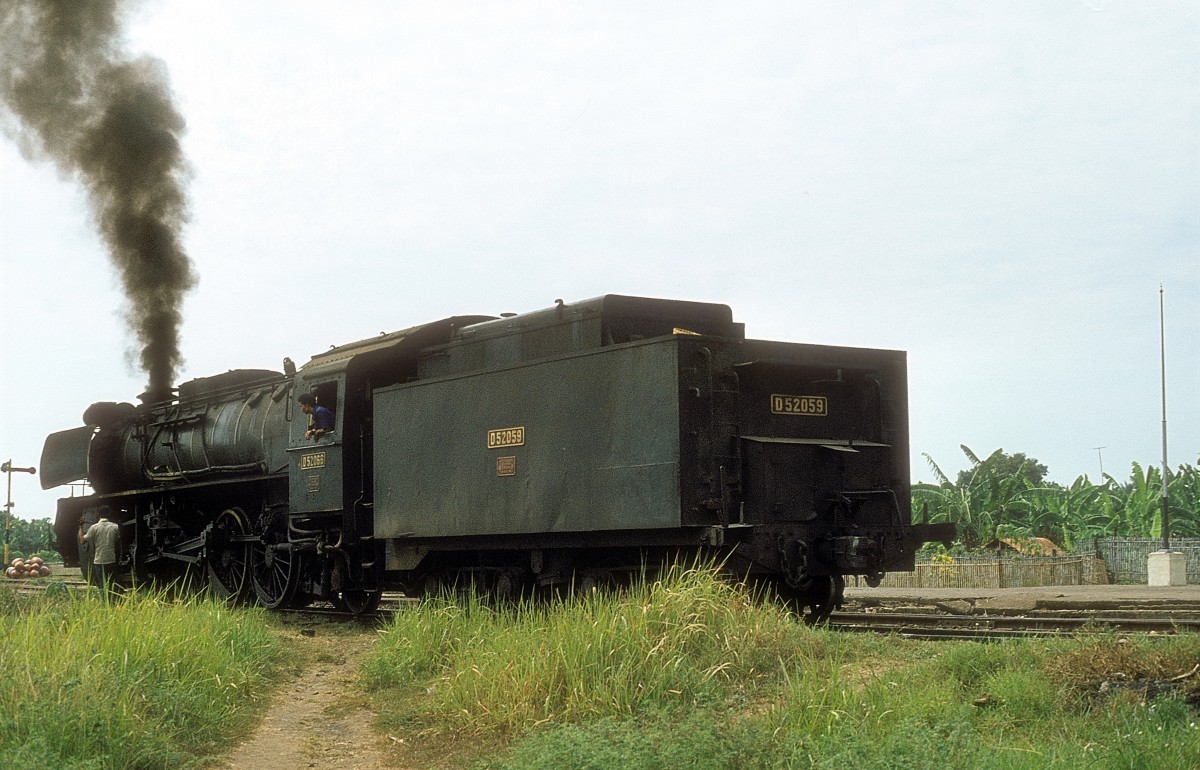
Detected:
left=0, top=0, right=196, bottom=403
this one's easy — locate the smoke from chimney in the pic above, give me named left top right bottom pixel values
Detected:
left=0, top=0, right=196, bottom=402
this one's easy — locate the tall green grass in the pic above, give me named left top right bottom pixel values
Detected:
left=361, top=567, right=1200, bottom=770
left=0, top=586, right=285, bottom=770
left=361, top=565, right=821, bottom=733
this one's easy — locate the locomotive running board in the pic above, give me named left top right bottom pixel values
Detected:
left=740, top=436, right=889, bottom=452
left=907, top=522, right=956, bottom=548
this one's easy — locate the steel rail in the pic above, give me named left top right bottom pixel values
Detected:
left=828, top=611, right=1200, bottom=638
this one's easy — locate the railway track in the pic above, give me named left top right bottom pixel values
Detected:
left=283, top=594, right=1200, bottom=640
left=9, top=579, right=1199, bottom=641
left=828, top=610, right=1200, bottom=640
left=0, top=577, right=89, bottom=597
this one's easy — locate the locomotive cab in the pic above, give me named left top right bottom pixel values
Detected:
left=289, top=377, right=343, bottom=514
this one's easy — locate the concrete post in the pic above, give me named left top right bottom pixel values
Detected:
left=1147, top=550, right=1186, bottom=586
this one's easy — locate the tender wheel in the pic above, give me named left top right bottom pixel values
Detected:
left=771, top=574, right=846, bottom=625
left=417, top=569, right=469, bottom=599
left=802, top=575, right=845, bottom=625
left=251, top=539, right=301, bottom=610
left=418, top=571, right=447, bottom=598
left=575, top=569, right=610, bottom=596
left=207, top=508, right=251, bottom=603
left=492, top=569, right=528, bottom=603
left=333, top=589, right=382, bottom=615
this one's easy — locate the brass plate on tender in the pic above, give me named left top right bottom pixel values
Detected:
left=300, top=451, right=327, bottom=469
left=487, top=426, right=525, bottom=448
left=496, top=456, right=517, bottom=477
left=771, top=394, right=829, bottom=417
left=306, top=475, right=321, bottom=492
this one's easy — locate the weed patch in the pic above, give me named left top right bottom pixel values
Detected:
left=364, top=565, right=817, bottom=735
left=364, top=569, right=1200, bottom=769
left=0, top=587, right=286, bottom=769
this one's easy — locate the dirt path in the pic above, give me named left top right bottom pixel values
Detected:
left=222, top=621, right=396, bottom=770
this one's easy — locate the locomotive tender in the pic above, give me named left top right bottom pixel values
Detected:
left=42, top=295, right=952, bottom=619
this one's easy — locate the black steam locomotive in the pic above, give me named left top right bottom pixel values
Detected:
left=42, top=295, right=951, bottom=619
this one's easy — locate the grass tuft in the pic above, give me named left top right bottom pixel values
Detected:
left=0, top=585, right=286, bottom=769
left=362, top=564, right=818, bottom=734
left=362, top=569, right=1200, bottom=769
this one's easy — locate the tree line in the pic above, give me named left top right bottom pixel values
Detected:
left=914, top=446, right=1200, bottom=551
left=3, top=515, right=55, bottom=560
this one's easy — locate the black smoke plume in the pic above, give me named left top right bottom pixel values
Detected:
left=0, top=0, right=195, bottom=402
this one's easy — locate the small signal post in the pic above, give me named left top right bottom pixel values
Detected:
left=2, top=460, right=37, bottom=565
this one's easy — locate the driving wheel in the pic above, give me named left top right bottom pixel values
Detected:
left=207, top=508, right=251, bottom=603
left=251, top=536, right=301, bottom=610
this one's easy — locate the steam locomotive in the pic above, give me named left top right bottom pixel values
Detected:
left=42, top=295, right=952, bottom=619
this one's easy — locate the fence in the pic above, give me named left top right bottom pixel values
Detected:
left=872, top=538, right=1200, bottom=588
left=1087, top=537, right=1200, bottom=584
left=874, top=554, right=1109, bottom=589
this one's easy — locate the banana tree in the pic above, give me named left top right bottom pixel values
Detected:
left=1109, top=462, right=1165, bottom=538
left=914, top=445, right=1050, bottom=549
left=1020, top=475, right=1115, bottom=549
left=914, top=449, right=1200, bottom=548
left=914, top=450, right=988, bottom=548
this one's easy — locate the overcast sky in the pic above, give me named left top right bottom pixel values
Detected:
left=1, top=1, right=1196, bottom=522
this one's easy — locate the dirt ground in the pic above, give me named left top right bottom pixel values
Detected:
left=220, top=619, right=397, bottom=770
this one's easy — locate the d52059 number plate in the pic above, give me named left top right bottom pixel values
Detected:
left=487, top=427, right=525, bottom=448
left=771, top=394, right=828, bottom=416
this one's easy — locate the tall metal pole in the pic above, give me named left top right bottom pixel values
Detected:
left=1159, top=286, right=1170, bottom=551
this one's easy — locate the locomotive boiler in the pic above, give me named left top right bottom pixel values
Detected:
left=42, top=295, right=952, bottom=619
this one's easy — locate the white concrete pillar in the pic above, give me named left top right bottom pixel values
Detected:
left=1147, top=550, right=1187, bottom=586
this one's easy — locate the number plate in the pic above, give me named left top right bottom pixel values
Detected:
left=487, top=427, right=525, bottom=448
left=300, top=451, right=327, bottom=469
left=771, top=394, right=828, bottom=416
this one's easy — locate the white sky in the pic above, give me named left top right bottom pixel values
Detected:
left=1, top=1, right=1197, bottom=522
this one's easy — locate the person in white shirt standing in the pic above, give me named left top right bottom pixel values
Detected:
left=79, top=507, right=120, bottom=602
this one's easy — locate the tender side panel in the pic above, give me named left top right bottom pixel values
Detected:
left=373, top=339, right=685, bottom=538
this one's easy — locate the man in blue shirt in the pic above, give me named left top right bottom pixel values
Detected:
left=298, top=392, right=335, bottom=440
